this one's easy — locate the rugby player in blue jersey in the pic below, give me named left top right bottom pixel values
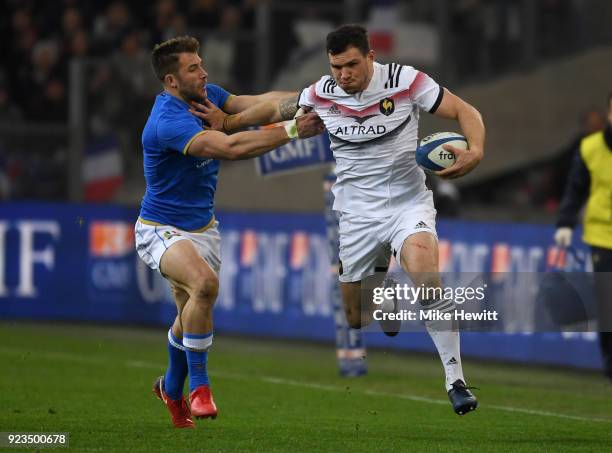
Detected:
left=135, top=36, right=324, bottom=428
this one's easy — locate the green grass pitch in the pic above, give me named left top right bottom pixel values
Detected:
left=1, top=321, right=611, bottom=452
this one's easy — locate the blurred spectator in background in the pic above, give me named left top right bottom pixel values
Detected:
left=23, top=40, right=67, bottom=121
left=201, top=4, right=242, bottom=89
left=554, top=92, right=612, bottom=382
left=0, top=83, right=22, bottom=200
left=61, top=7, right=84, bottom=42
left=152, top=0, right=179, bottom=43
left=111, top=30, right=160, bottom=174
left=550, top=109, right=605, bottom=204
left=92, top=1, right=132, bottom=55
left=0, top=84, right=23, bottom=123
left=189, top=0, right=222, bottom=29
left=65, top=29, right=91, bottom=58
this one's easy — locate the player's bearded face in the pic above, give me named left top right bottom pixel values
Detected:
left=329, top=47, right=374, bottom=94
left=176, top=53, right=208, bottom=103
left=177, top=74, right=206, bottom=103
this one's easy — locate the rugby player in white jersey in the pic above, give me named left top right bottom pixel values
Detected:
left=192, top=25, right=485, bottom=415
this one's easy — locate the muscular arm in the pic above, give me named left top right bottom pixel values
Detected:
left=223, top=91, right=296, bottom=114
left=185, top=110, right=323, bottom=160
left=223, top=93, right=301, bottom=132
left=186, top=128, right=291, bottom=161
left=434, top=88, right=485, bottom=155
left=432, top=88, right=485, bottom=178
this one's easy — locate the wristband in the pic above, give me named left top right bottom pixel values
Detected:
left=284, top=119, right=298, bottom=139
left=222, top=114, right=240, bottom=133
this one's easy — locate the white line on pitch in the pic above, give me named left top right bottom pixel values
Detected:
left=3, top=346, right=610, bottom=424
left=259, top=375, right=612, bottom=423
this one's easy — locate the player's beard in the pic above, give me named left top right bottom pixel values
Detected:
left=178, top=83, right=206, bottom=103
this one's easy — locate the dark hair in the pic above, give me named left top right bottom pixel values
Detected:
left=608, top=92, right=612, bottom=108
left=151, top=36, right=200, bottom=81
left=326, top=24, right=370, bottom=56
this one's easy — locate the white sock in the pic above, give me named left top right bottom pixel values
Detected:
left=421, top=299, right=465, bottom=391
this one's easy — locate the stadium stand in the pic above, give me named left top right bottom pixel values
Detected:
left=1, top=0, right=612, bottom=220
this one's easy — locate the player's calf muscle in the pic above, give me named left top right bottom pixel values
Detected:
left=341, top=282, right=374, bottom=328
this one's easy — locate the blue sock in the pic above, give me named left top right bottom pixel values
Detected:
left=163, top=330, right=188, bottom=400
left=183, top=332, right=212, bottom=392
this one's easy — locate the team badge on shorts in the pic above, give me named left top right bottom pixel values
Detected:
left=379, top=98, right=395, bottom=116
left=163, top=230, right=182, bottom=240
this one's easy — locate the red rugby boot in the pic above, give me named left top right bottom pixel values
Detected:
left=152, top=376, right=195, bottom=428
left=189, top=385, right=218, bottom=419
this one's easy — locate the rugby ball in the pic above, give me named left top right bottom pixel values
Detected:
left=416, top=132, right=468, bottom=172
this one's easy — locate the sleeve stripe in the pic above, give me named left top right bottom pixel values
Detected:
left=428, top=86, right=444, bottom=114
left=182, top=130, right=207, bottom=155
left=222, top=94, right=235, bottom=110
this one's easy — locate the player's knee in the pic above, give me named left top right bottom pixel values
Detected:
left=172, top=285, right=188, bottom=303
left=192, top=274, right=219, bottom=306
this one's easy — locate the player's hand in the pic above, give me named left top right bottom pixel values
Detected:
left=554, top=227, right=573, bottom=247
left=295, top=112, right=325, bottom=138
left=189, top=99, right=227, bottom=131
left=435, top=144, right=483, bottom=179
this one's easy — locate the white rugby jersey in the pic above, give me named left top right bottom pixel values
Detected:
left=299, top=62, right=443, bottom=217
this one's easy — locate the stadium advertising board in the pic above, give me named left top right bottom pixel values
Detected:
left=0, top=203, right=602, bottom=369
left=255, top=134, right=333, bottom=176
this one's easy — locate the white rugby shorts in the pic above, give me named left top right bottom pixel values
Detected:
left=338, top=190, right=437, bottom=282
left=134, top=218, right=221, bottom=275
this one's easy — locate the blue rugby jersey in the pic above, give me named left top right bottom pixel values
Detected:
left=139, top=84, right=231, bottom=231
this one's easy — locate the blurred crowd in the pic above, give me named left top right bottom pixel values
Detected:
left=0, top=0, right=265, bottom=123
left=1, top=0, right=592, bottom=123
left=0, top=0, right=609, bottom=216
left=0, top=0, right=273, bottom=201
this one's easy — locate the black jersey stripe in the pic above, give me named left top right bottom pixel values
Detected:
left=385, top=63, right=402, bottom=88
left=394, top=64, right=403, bottom=87
left=385, top=63, right=394, bottom=88
left=428, top=86, right=444, bottom=114
left=324, top=78, right=337, bottom=93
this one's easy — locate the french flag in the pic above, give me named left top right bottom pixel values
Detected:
left=83, top=135, right=123, bottom=202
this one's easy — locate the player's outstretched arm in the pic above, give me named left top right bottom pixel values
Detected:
left=432, top=88, right=485, bottom=179
left=190, top=93, right=302, bottom=133
left=186, top=112, right=324, bottom=160
left=224, top=91, right=297, bottom=114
